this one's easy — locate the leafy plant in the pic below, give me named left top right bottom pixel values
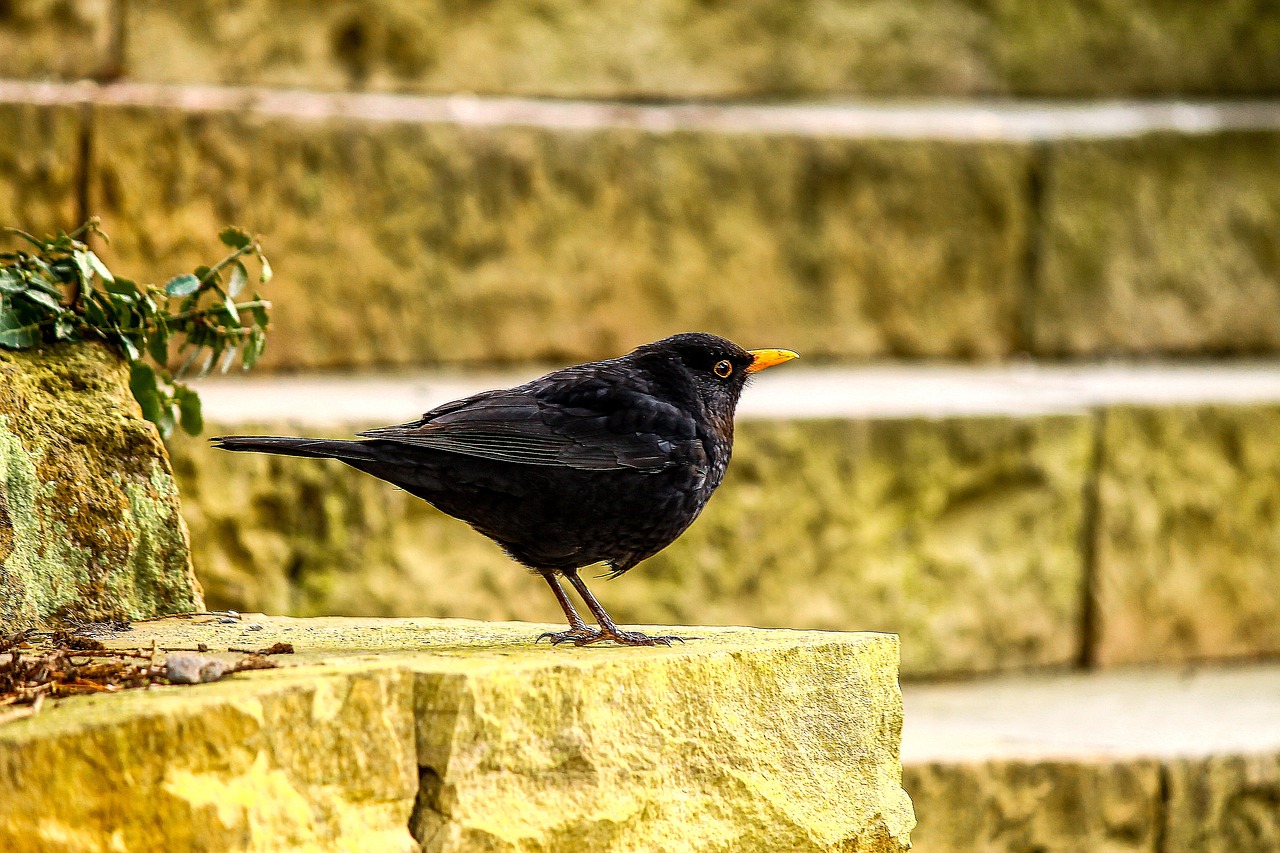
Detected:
left=0, top=219, right=272, bottom=439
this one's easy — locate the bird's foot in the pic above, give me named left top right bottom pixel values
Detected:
left=536, top=626, right=600, bottom=645
left=576, top=627, right=687, bottom=647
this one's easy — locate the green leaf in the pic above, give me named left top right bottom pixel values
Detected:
left=175, top=385, right=204, bottom=436
left=218, top=227, right=252, bottom=250
left=86, top=251, right=115, bottom=283
left=218, top=343, right=239, bottom=373
left=222, top=294, right=240, bottom=325
left=54, top=316, right=76, bottom=340
left=227, top=261, right=248, bottom=297
left=164, top=274, right=200, bottom=297
left=258, top=255, right=272, bottom=284
left=104, top=276, right=139, bottom=297
left=0, top=304, right=39, bottom=348
left=0, top=269, right=24, bottom=294
left=148, top=320, right=170, bottom=365
left=73, top=251, right=95, bottom=285
left=21, top=288, right=61, bottom=312
left=250, top=303, right=270, bottom=327
left=116, top=332, right=141, bottom=362
left=128, top=361, right=165, bottom=426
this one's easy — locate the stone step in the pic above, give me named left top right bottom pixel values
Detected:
left=4, top=1, right=1280, bottom=100
left=902, top=660, right=1280, bottom=852
left=3, top=82, right=1280, bottom=368
left=0, top=616, right=915, bottom=852
left=167, top=363, right=1280, bottom=678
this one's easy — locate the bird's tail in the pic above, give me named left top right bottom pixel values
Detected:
left=211, top=435, right=378, bottom=464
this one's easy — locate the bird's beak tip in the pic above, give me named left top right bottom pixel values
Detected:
left=745, top=348, right=799, bottom=373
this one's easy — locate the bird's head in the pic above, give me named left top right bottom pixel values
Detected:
left=630, top=333, right=798, bottom=425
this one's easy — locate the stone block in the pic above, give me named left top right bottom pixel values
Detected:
left=0, top=103, right=83, bottom=239
left=1092, top=405, right=1280, bottom=666
left=1164, top=752, right=1280, bottom=853
left=89, top=103, right=1032, bottom=369
left=170, top=412, right=1092, bottom=677
left=903, top=759, right=1163, bottom=852
left=0, top=344, right=201, bottom=629
left=0, top=616, right=915, bottom=852
left=1032, top=132, right=1280, bottom=357
left=0, top=660, right=419, bottom=852
left=0, top=0, right=114, bottom=81
left=122, top=0, right=1280, bottom=98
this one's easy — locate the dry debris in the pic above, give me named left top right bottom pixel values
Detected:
left=0, top=628, right=295, bottom=725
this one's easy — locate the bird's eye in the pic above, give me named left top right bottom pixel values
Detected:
left=713, top=360, right=733, bottom=378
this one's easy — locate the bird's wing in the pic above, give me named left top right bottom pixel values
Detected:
left=357, top=383, right=703, bottom=472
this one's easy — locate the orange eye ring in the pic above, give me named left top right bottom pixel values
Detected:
left=714, top=360, right=733, bottom=378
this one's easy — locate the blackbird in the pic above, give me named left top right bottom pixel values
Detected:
left=214, top=333, right=797, bottom=646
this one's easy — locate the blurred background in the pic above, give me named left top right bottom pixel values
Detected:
left=2, top=1, right=1280, bottom=849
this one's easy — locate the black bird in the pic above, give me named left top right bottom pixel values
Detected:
left=214, top=333, right=797, bottom=646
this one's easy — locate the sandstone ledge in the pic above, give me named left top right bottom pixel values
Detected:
left=0, top=616, right=915, bottom=853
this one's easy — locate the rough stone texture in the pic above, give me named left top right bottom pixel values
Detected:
left=1164, top=752, right=1280, bottom=853
left=0, top=103, right=83, bottom=240
left=0, top=0, right=114, bottom=81
left=122, top=0, right=1280, bottom=99
left=0, top=344, right=202, bottom=629
left=903, top=759, right=1163, bottom=852
left=899, top=662, right=1280, bottom=851
left=1032, top=132, right=1280, bottom=357
left=171, top=412, right=1092, bottom=677
left=89, top=104, right=1032, bottom=369
left=1092, top=405, right=1280, bottom=667
left=0, top=616, right=915, bottom=852
left=0, top=660, right=419, bottom=852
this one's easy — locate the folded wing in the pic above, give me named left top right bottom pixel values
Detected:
left=357, top=383, right=703, bottom=473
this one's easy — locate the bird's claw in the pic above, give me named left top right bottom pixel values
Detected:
left=575, top=628, right=687, bottom=647
left=536, top=627, right=600, bottom=645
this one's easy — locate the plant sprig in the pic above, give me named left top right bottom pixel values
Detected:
left=0, top=219, right=273, bottom=439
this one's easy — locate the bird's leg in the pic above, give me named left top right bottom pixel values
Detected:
left=535, top=572, right=600, bottom=645
left=562, top=570, right=685, bottom=647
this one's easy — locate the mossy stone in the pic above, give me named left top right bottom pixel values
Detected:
left=0, top=343, right=202, bottom=629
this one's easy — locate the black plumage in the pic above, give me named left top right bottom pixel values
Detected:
left=214, top=332, right=797, bottom=645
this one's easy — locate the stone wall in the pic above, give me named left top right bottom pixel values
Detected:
left=167, top=396, right=1280, bottom=676
left=5, top=0, right=1279, bottom=98
left=5, top=89, right=1279, bottom=367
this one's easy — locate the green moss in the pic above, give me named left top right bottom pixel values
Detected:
left=0, top=344, right=202, bottom=629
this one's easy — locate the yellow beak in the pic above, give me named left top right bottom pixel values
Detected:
left=745, top=348, right=799, bottom=374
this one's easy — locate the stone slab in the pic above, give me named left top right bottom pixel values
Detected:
left=122, top=0, right=1280, bottom=99
left=0, top=616, right=915, bottom=852
left=900, top=662, right=1280, bottom=852
left=0, top=0, right=114, bottom=82
left=0, top=102, right=83, bottom=239
left=1032, top=131, right=1280, bottom=356
left=1092, top=404, right=1280, bottom=667
left=170, top=410, right=1092, bottom=678
left=87, top=102, right=1032, bottom=369
left=0, top=344, right=201, bottom=630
